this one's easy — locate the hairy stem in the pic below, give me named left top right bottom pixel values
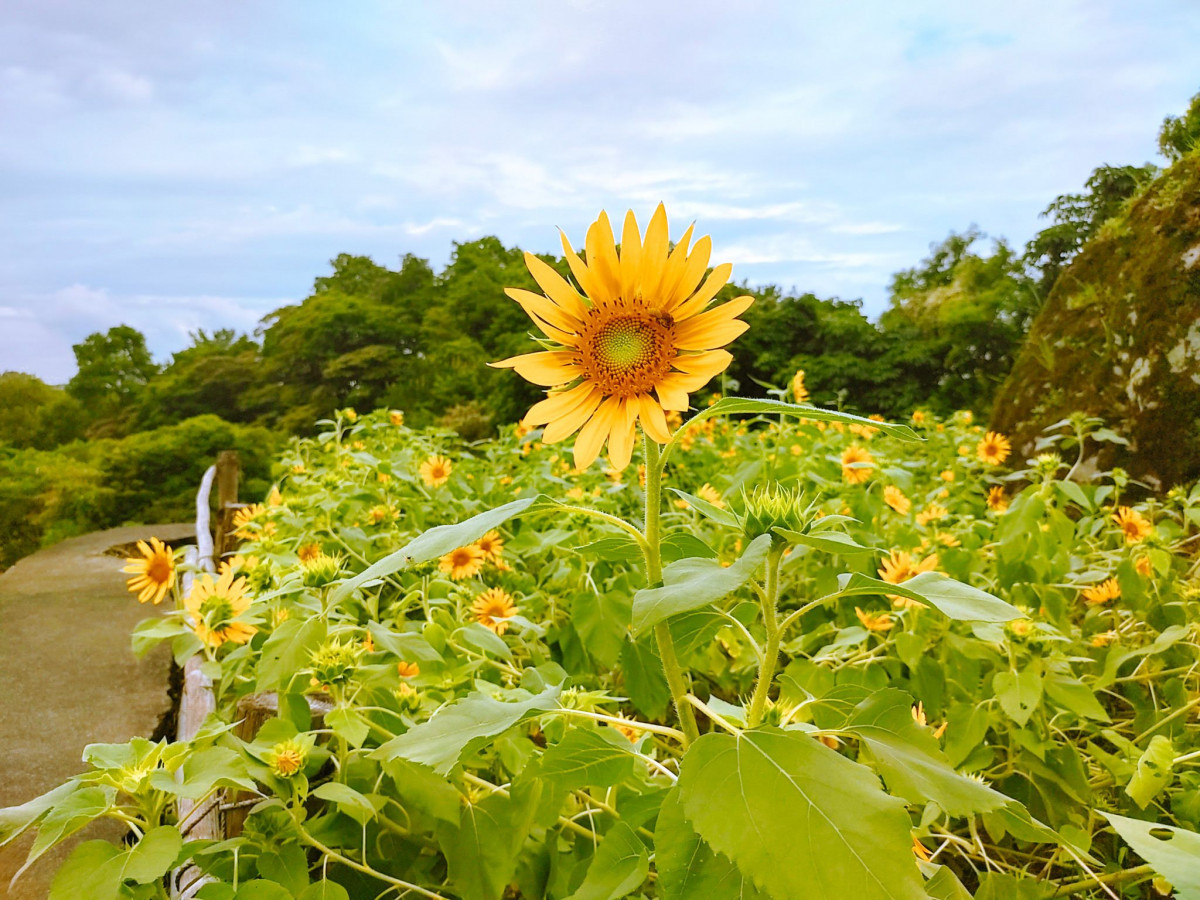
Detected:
left=747, top=544, right=785, bottom=727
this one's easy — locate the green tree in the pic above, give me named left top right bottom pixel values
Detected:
left=66, top=325, right=160, bottom=431
left=1158, top=88, right=1200, bottom=162
left=137, top=330, right=262, bottom=428
left=0, top=372, right=86, bottom=449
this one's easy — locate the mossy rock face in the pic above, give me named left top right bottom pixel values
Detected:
left=991, top=153, right=1200, bottom=489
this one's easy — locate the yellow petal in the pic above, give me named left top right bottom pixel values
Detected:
left=522, top=254, right=588, bottom=320
left=522, top=381, right=595, bottom=427
left=496, top=350, right=580, bottom=386
left=672, top=262, right=734, bottom=321
left=674, top=295, right=754, bottom=349
left=586, top=211, right=621, bottom=302
left=573, top=397, right=620, bottom=470
left=672, top=349, right=734, bottom=379
left=655, top=374, right=693, bottom=411
left=636, top=394, right=673, bottom=443
left=543, top=389, right=603, bottom=443
left=656, top=223, right=695, bottom=303
left=619, top=210, right=642, bottom=301
left=505, top=287, right=582, bottom=335
left=637, top=203, right=669, bottom=301
left=559, top=230, right=602, bottom=301
left=665, top=235, right=711, bottom=309
left=607, top=400, right=639, bottom=471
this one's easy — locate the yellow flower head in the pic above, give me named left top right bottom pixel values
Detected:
left=910, top=410, right=927, bottom=425
left=492, top=205, right=753, bottom=471
left=475, top=530, right=505, bottom=562
left=916, top=504, right=949, bottom=526
left=420, top=455, right=453, bottom=487
left=883, top=485, right=911, bottom=515
left=185, top=569, right=256, bottom=648
left=1113, top=506, right=1152, bottom=544
left=297, top=542, right=322, bottom=563
left=792, top=370, right=809, bottom=404
left=266, top=485, right=283, bottom=507
left=878, top=550, right=938, bottom=607
left=267, top=738, right=309, bottom=778
left=940, top=470, right=955, bottom=483
left=123, top=537, right=176, bottom=605
left=1081, top=577, right=1121, bottom=606
left=389, top=410, right=405, bottom=426
left=986, top=486, right=1008, bottom=512
left=396, top=660, right=421, bottom=678
left=976, top=431, right=1011, bottom=466
left=855, top=607, right=894, bottom=632
left=439, top=544, right=486, bottom=580
left=472, top=587, right=519, bottom=635
left=1135, top=555, right=1154, bottom=578
left=697, top=483, right=726, bottom=509
left=841, top=445, right=875, bottom=484
left=232, top=503, right=266, bottom=540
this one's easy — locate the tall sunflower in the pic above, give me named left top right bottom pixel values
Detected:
left=123, top=537, right=176, bottom=605
left=185, top=569, right=257, bottom=648
left=491, top=204, right=752, bottom=470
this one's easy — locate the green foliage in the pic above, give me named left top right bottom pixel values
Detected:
left=1158, top=88, right=1200, bottom=162
left=0, top=371, right=86, bottom=449
left=66, top=325, right=160, bottom=432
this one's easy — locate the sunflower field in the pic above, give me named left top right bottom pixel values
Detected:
left=5, top=209, right=1200, bottom=900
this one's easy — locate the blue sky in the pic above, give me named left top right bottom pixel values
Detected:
left=2, top=0, right=1197, bottom=383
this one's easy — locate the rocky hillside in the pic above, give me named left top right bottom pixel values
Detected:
left=991, top=152, right=1200, bottom=489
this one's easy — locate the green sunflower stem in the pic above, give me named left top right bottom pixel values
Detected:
left=747, top=543, right=785, bottom=728
left=643, top=435, right=700, bottom=747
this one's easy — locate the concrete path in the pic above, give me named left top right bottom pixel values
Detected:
left=0, top=524, right=193, bottom=899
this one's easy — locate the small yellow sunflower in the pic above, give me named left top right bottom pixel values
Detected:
left=475, top=530, right=505, bottom=562
left=396, top=661, right=421, bottom=678
left=231, top=503, right=267, bottom=540
left=123, top=537, right=176, bottom=605
left=855, top=607, right=894, bottom=632
left=841, top=445, right=875, bottom=484
left=389, top=410, right=405, bottom=426
left=883, top=485, right=911, bottom=515
left=878, top=550, right=939, bottom=607
left=792, top=369, right=809, bottom=404
left=976, top=431, right=1011, bottom=466
left=420, top=455, right=453, bottom=487
left=491, top=204, right=753, bottom=470
left=916, top=504, right=949, bottom=526
left=185, top=569, right=257, bottom=648
left=439, top=544, right=486, bottom=580
left=1081, top=578, right=1121, bottom=606
left=1113, top=506, right=1152, bottom=543
left=472, top=587, right=519, bottom=635
left=697, top=483, right=725, bottom=509
left=985, top=486, right=1008, bottom=512
left=1135, top=556, right=1153, bottom=578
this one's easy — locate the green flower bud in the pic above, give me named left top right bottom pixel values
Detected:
left=739, top=484, right=811, bottom=546
left=301, top=552, right=342, bottom=587
left=309, top=637, right=362, bottom=687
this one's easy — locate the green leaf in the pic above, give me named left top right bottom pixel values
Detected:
left=325, top=706, right=371, bottom=749
left=567, top=821, right=649, bottom=900
left=235, top=881, right=294, bottom=900
left=778, top=529, right=874, bottom=555
left=661, top=532, right=718, bottom=562
left=297, top=883, right=351, bottom=900
left=366, top=624, right=443, bottom=664
left=150, top=746, right=257, bottom=798
left=120, top=825, right=184, bottom=884
left=1126, top=735, right=1175, bottom=809
left=577, top=536, right=643, bottom=562
left=677, top=728, right=926, bottom=899
left=835, top=572, right=1020, bottom=623
left=686, top=397, right=920, bottom=442
left=666, top=488, right=739, bottom=527
left=312, top=782, right=379, bottom=826
left=257, top=616, right=327, bottom=691
left=655, top=787, right=769, bottom=900
left=332, top=497, right=538, bottom=602
left=994, top=661, right=1043, bottom=727
left=258, top=842, right=310, bottom=896
left=0, top=780, right=82, bottom=846
left=1102, top=813, right=1200, bottom=899
left=19, top=785, right=113, bottom=876
left=620, top=635, right=669, bottom=720
left=436, top=793, right=518, bottom=900
left=1044, top=674, right=1110, bottom=723
left=923, top=865, right=972, bottom=900
left=48, top=840, right=122, bottom=900
left=632, top=534, right=772, bottom=635
left=383, top=758, right=463, bottom=825
left=573, top=588, right=632, bottom=669
left=458, top=622, right=514, bottom=660
left=373, top=685, right=560, bottom=775
left=835, top=689, right=1009, bottom=816
left=540, top=727, right=635, bottom=792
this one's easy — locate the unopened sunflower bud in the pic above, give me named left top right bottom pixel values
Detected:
left=268, top=737, right=311, bottom=777
left=739, top=484, right=810, bottom=546
left=1034, top=453, right=1062, bottom=479
left=309, top=637, right=362, bottom=687
left=301, top=552, right=342, bottom=587
left=394, top=682, right=422, bottom=715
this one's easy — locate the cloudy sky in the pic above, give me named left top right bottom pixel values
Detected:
left=2, top=1, right=1197, bottom=383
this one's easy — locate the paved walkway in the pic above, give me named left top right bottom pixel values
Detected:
left=0, top=524, right=193, bottom=899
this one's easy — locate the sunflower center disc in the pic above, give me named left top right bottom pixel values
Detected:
left=580, top=309, right=677, bottom=398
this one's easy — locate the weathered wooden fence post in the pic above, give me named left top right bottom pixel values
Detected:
left=213, top=450, right=240, bottom=561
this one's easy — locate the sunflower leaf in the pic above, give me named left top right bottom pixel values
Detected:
left=1102, top=814, right=1200, bottom=899
left=631, top=534, right=772, bottom=636
left=683, top=397, right=920, bottom=442
left=567, top=820, right=649, bottom=900
left=832, top=572, right=1021, bottom=623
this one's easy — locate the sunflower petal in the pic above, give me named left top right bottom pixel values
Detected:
left=637, top=394, right=673, bottom=443
left=656, top=374, right=693, bottom=411
left=522, top=254, right=589, bottom=320
left=672, top=349, right=734, bottom=378
left=586, top=211, right=621, bottom=302
left=619, top=210, right=642, bottom=300
left=657, top=223, right=695, bottom=303
left=493, top=350, right=580, bottom=386
left=573, top=397, right=620, bottom=470
left=559, top=230, right=602, bottom=301
left=543, top=389, right=604, bottom=443
left=672, top=263, right=734, bottom=321
left=665, top=235, right=712, bottom=310
left=638, top=203, right=669, bottom=301
left=607, top=400, right=639, bottom=471
left=674, top=295, right=755, bottom=349
left=522, top=381, right=595, bottom=427
left=505, top=287, right=582, bottom=335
